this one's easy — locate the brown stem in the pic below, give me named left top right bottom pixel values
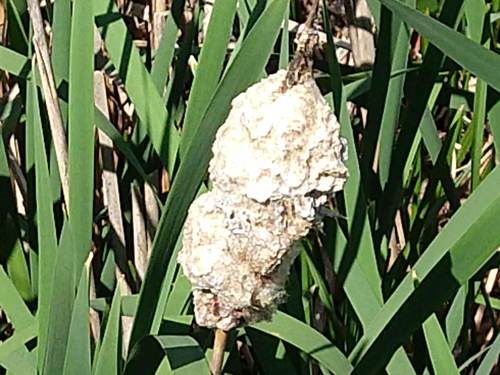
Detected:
left=304, top=0, right=320, bottom=29
left=282, top=0, right=321, bottom=90
left=27, top=0, right=70, bottom=205
left=211, top=329, right=228, bottom=375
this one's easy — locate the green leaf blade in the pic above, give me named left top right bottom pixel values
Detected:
left=68, top=0, right=95, bottom=282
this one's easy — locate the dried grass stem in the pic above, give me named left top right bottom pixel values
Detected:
left=211, top=328, right=228, bottom=375
left=27, top=0, right=70, bottom=204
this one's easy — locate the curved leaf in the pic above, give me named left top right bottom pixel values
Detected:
left=124, top=335, right=209, bottom=375
left=379, top=0, right=500, bottom=91
left=251, top=311, right=353, bottom=374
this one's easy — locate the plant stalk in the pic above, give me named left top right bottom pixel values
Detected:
left=211, top=329, right=228, bottom=375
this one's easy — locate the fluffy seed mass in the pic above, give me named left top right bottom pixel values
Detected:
left=178, top=70, right=348, bottom=330
left=209, top=70, right=347, bottom=204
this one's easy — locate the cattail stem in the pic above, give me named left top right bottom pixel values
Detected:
left=211, top=329, right=228, bottom=375
left=305, top=0, right=320, bottom=29
left=282, top=0, right=321, bottom=90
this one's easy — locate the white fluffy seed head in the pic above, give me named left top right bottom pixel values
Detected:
left=178, top=70, right=348, bottom=330
left=209, top=70, right=348, bottom=204
left=178, top=190, right=310, bottom=330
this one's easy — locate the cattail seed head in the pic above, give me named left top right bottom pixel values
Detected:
left=178, top=70, right=348, bottom=330
left=209, top=70, right=348, bottom=205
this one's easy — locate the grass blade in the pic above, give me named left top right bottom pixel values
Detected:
left=179, top=0, right=237, bottom=156
left=68, top=0, right=94, bottom=283
left=378, top=0, right=500, bottom=91
left=251, top=311, right=353, bottom=374
left=375, top=5, right=414, bottom=186
left=124, top=335, right=210, bottom=375
left=94, top=279, right=123, bottom=375
left=0, top=267, right=35, bottom=331
left=423, top=314, right=460, bottom=374
left=445, top=286, right=467, bottom=349
left=0, top=45, right=30, bottom=77
left=31, top=74, right=58, bottom=371
left=43, top=222, right=76, bottom=375
left=0, top=323, right=37, bottom=366
left=62, top=257, right=92, bottom=375
left=51, top=0, right=70, bottom=87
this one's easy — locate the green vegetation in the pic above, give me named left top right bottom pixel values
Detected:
left=0, top=0, right=499, bottom=373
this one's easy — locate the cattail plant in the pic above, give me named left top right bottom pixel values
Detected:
left=178, top=1, right=348, bottom=373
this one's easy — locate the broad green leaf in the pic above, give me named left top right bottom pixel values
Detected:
left=68, top=0, right=94, bottom=283
left=378, top=0, right=500, bottom=91
left=252, top=311, right=353, bottom=374
left=0, top=323, right=37, bottom=366
left=445, top=286, right=467, bottom=349
left=151, top=225, right=189, bottom=332
left=51, top=0, right=71, bottom=136
left=246, top=329, right=299, bottom=375
left=0, top=346, right=37, bottom=374
left=464, top=0, right=486, bottom=41
left=124, top=335, right=210, bottom=375
left=154, top=185, right=207, bottom=332
left=43, top=222, right=76, bottom=375
left=363, top=3, right=408, bottom=189
left=423, top=314, right=460, bottom=374
left=322, top=10, right=384, bottom=331
left=332, top=95, right=415, bottom=375
left=180, top=0, right=237, bottom=156
left=465, top=0, right=488, bottom=191
left=129, top=0, right=288, bottom=349
left=163, top=271, right=191, bottom=316
left=0, top=267, right=35, bottom=331
left=6, top=239, right=32, bottom=301
left=419, top=106, right=441, bottom=164
left=31, top=75, right=58, bottom=371
left=375, top=3, right=414, bottom=186
left=0, top=45, right=30, bottom=77
left=323, top=24, right=382, bottom=335
left=63, top=259, right=91, bottom=375
left=325, top=92, right=383, bottom=324
left=322, top=22, right=416, bottom=372
left=51, top=0, right=71, bottom=86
